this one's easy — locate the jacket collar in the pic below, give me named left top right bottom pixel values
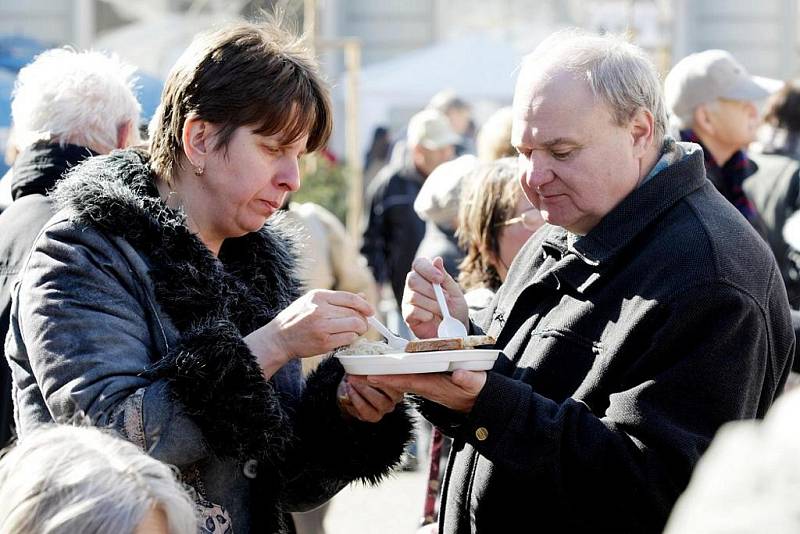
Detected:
left=11, top=141, right=98, bottom=200
left=545, top=142, right=706, bottom=267
left=518, top=142, right=707, bottom=295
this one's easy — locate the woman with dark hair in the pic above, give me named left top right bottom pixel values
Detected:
left=762, top=80, right=800, bottom=158
left=5, top=19, right=412, bottom=534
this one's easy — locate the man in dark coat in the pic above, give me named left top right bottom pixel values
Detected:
left=0, top=48, right=142, bottom=446
left=361, top=109, right=458, bottom=309
left=361, top=31, right=795, bottom=533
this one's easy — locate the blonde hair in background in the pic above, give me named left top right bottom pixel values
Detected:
left=457, top=158, right=523, bottom=292
left=0, top=425, right=197, bottom=534
left=11, top=48, right=142, bottom=152
left=477, top=106, right=515, bottom=162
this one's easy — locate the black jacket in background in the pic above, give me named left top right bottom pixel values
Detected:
left=420, top=143, right=795, bottom=533
left=744, top=151, right=800, bottom=307
left=360, top=159, right=426, bottom=308
left=0, top=141, right=98, bottom=446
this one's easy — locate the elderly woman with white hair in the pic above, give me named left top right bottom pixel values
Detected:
left=0, top=424, right=198, bottom=534
left=0, top=47, right=143, bottom=449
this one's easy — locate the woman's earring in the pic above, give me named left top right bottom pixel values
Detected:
left=193, top=165, right=204, bottom=176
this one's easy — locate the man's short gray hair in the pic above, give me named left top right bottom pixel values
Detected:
left=522, top=29, right=668, bottom=143
left=11, top=48, right=141, bottom=153
left=0, top=425, right=197, bottom=534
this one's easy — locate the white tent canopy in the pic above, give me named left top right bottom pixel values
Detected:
left=337, top=34, right=523, bottom=156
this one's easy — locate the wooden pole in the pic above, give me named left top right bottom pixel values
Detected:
left=343, top=39, right=363, bottom=240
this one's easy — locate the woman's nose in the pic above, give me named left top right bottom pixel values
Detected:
left=277, top=157, right=301, bottom=192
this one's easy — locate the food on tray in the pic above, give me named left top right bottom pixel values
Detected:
left=338, top=339, right=401, bottom=356
left=405, top=335, right=495, bottom=353
left=338, top=335, right=496, bottom=356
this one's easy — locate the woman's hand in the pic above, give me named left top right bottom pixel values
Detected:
left=246, top=290, right=373, bottom=378
left=336, top=375, right=405, bottom=423
left=402, top=257, right=468, bottom=340
left=358, top=370, right=487, bottom=413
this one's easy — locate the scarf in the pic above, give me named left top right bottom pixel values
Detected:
left=680, top=129, right=760, bottom=224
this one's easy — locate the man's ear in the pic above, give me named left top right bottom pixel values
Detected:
left=115, top=120, right=134, bottom=150
left=692, top=104, right=715, bottom=136
left=629, top=108, right=655, bottom=157
left=181, top=115, right=212, bottom=169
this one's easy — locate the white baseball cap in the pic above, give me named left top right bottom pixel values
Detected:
left=665, top=49, right=782, bottom=124
left=407, top=109, right=461, bottom=150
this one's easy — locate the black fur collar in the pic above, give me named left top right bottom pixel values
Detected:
left=52, top=148, right=302, bottom=463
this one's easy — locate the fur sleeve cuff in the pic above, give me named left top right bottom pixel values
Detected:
left=145, top=318, right=292, bottom=463
left=295, top=356, right=414, bottom=484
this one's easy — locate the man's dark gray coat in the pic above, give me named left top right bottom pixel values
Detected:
left=421, top=142, right=795, bottom=533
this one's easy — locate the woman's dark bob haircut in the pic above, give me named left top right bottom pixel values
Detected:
left=149, top=17, right=333, bottom=183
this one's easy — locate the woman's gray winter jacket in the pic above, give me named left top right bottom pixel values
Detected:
left=5, top=149, right=412, bottom=533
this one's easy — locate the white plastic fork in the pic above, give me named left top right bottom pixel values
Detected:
left=367, top=316, right=409, bottom=351
left=433, top=283, right=468, bottom=339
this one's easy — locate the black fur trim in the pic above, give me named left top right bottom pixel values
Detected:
left=145, top=318, right=292, bottom=463
left=52, top=149, right=302, bottom=462
left=291, top=357, right=413, bottom=484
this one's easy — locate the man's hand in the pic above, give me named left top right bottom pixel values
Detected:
left=402, top=257, right=468, bottom=340
left=349, top=370, right=487, bottom=413
left=337, top=376, right=405, bottom=423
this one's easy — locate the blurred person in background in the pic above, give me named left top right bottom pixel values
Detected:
left=0, top=48, right=143, bottom=449
left=413, top=154, right=479, bottom=278
left=428, top=90, right=475, bottom=156
left=760, top=80, right=800, bottom=159
left=365, top=30, right=794, bottom=533
left=476, top=106, right=516, bottom=162
left=364, top=125, right=392, bottom=187
left=457, top=158, right=543, bottom=313
left=5, top=19, right=412, bottom=534
left=361, top=108, right=459, bottom=310
left=664, top=49, right=776, bottom=239
left=0, top=424, right=197, bottom=534
left=746, top=81, right=800, bottom=309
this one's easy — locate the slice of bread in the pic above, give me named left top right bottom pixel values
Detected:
left=405, top=335, right=496, bottom=353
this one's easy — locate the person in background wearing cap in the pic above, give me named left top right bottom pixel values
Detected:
left=664, top=49, right=779, bottom=239
left=428, top=90, right=475, bottom=156
left=361, top=109, right=459, bottom=310
left=354, top=30, right=794, bottom=533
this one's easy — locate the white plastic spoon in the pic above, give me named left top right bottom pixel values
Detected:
left=433, top=283, right=468, bottom=339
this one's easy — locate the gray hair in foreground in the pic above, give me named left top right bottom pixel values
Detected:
left=522, top=29, right=668, bottom=143
left=11, top=48, right=142, bottom=152
left=0, top=425, right=197, bottom=534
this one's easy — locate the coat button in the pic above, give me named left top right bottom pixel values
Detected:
left=475, top=427, right=489, bottom=441
left=243, top=459, right=258, bottom=479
